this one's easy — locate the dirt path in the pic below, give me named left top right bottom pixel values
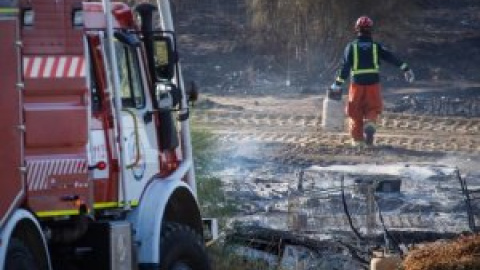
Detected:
left=193, top=94, right=480, bottom=171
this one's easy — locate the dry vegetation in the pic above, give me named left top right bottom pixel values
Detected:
left=403, top=234, right=480, bottom=270
left=246, top=0, right=418, bottom=75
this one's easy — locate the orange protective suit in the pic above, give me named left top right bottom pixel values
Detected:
left=346, top=83, right=382, bottom=141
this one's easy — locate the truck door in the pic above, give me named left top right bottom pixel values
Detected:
left=0, top=16, right=24, bottom=226
left=114, top=41, right=160, bottom=204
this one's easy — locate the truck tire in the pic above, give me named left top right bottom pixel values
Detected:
left=5, top=238, right=39, bottom=270
left=159, top=222, right=211, bottom=270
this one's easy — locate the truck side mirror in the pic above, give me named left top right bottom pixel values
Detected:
left=153, top=36, right=176, bottom=81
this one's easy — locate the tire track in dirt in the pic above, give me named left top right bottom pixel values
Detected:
left=192, top=109, right=480, bottom=166
left=202, top=130, right=480, bottom=153
left=193, top=111, right=480, bottom=135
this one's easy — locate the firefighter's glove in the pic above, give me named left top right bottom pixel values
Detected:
left=328, top=83, right=343, bottom=101
left=404, top=69, right=415, bottom=83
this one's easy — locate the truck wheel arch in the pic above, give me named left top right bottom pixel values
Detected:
left=163, top=187, right=203, bottom=236
left=0, top=209, right=51, bottom=270
left=129, top=178, right=203, bottom=265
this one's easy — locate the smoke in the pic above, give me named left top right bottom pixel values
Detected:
left=436, top=154, right=480, bottom=175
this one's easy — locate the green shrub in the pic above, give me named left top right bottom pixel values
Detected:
left=191, top=126, right=237, bottom=218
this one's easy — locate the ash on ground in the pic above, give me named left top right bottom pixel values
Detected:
left=216, top=162, right=480, bottom=269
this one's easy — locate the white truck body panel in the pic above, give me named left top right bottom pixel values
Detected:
left=128, top=159, right=196, bottom=264
left=120, top=111, right=160, bottom=203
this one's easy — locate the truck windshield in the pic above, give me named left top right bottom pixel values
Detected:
left=114, top=41, right=145, bottom=109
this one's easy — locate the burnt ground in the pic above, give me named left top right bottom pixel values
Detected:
left=176, top=0, right=480, bottom=176
left=175, top=0, right=480, bottom=165
left=173, top=0, right=480, bottom=97
left=172, top=0, right=480, bottom=268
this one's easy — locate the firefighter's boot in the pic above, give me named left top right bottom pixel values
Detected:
left=364, top=122, right=376, bottom=146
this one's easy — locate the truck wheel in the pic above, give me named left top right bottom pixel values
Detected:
left=159, top=222, right=211, bottom=270
left=5, top=239, right=39, bottom=270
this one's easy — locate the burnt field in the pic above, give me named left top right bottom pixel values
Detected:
left=174, top=0, right=480, bottom=268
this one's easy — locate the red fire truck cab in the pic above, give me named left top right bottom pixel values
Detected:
left=0, top=1, right=210, bottom=269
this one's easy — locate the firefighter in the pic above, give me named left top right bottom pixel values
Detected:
left=331, top=16, right=415, bottom=146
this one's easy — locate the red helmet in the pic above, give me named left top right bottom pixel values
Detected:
left=355, top=16, right=373, bottom=32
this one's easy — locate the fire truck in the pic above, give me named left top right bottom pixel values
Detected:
left=0, top=0, right=212, bottom=269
